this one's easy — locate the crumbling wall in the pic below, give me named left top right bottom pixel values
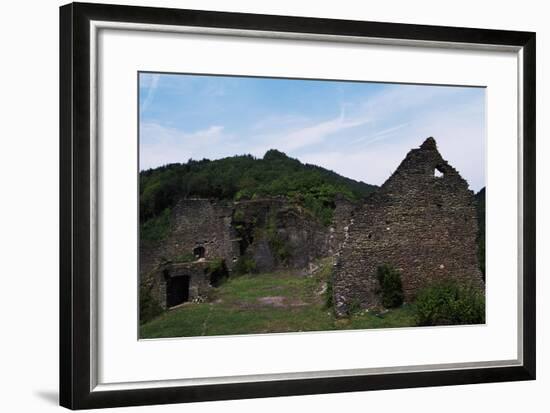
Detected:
left=141, top=196, right=336, bottom=283
left=150, top=261, right=213, bottom=309
left=171, top=199, right=240, bottom=266
left=233, top=198, right=331, bottom=272
left=333, top=137, right=484, bottom=316
left=329, top=194, right=359, bottom=255
left=140, top=199, right=240, bottom=281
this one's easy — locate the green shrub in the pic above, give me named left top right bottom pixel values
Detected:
left=346, top=298, right=362, bottom=316
left=140, top=208, right=172, bottom=244
left=233, top=255, right=257, bottom=275
left=233, top=209, right=245, bottom=222
left=265, top=214, right=290, bottom=263
left=207, top=258, right=225, bottom=273
left=208, top=258, right=229, bottom=287
left=140, top=285, right=164, bottom=324
left=414, top=280, right=485, bottom=326
left=267, top=232, right=290, bottom=263
left=376, top=264, right=404, bottom=308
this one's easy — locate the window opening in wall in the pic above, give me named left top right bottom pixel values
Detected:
left=193, top=246, right=205, bottom=259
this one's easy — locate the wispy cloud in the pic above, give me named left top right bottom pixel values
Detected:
left=139, top=74, right=485, bottom=190
left=140, top=122, right=229, bottom=169
left=296, top=85, right=485, bottom=189
left=250, top=110, right=371, bottom=155
left=281, top=112, right=370, bottom=151
left=349, top=122, right=410, bottom=146
left=141, top=122, right=225, bottom=143
left=139, top=74, right=160, bottom=115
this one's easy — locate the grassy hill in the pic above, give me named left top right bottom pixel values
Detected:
left=140, top=150, right=377, bottom=241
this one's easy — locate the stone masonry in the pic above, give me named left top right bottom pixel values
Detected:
left=140, top=137, right=483, bottom=315
left=329, top=194, right=359, bottom=255
left=151, top=261, right=213, bottom=309
left=140, top=199, right=240, bottom=279
left=332, top=137, right=484, bottom=316
left=141, top=197, right=334, bottom=308
left=232, top=198, right=330, bottom=272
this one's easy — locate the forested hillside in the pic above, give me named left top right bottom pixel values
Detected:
left=140, top=150, right=377, bottom=231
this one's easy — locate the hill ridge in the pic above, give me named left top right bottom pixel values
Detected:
left=140, top=150, right=377, bottom=229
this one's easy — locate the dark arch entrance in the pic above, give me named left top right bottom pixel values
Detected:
left=193, top=246, right=205, bottom=259
left=166, top=275, right=190, bottom=307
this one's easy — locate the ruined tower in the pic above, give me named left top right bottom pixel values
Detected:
left=332, top=137, right=484, bottom=316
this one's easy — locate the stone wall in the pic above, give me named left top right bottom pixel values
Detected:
left=141, top=196, right=337, bottom=311
left=140, top=199, right=240, bottom=281
left=141, top=197, right=336, bottom=293
left=233, top=198, right=331, bottom=272
left=329, top=194, right=359, bottom=255
left=140, top=138, right=484, bottom=318
left=171, top=199, right=240, bottom=267
left=150, top=261, right=213, bottom=309
left=333, top=137, right=484, bottom=316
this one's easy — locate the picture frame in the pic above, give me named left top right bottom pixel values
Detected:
left=59, top=2, right=536, bottom=410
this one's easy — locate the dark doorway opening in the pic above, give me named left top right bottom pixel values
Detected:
left=166, top=275, right=190, bottom=307
left=193, top=246, right=205, bottom=259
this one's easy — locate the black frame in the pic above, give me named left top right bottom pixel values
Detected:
left=60, top=2, right=536, bottom=410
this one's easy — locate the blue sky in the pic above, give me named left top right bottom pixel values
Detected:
left=139, top=73, right=486, bottom=191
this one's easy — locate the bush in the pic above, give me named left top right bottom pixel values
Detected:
left=208, top=259, right=229, bottom=287
left=139, top=285, right=164, bottom=324
left=140, top=208, right=172, bottom=244
left=265, top=215, right=290, bottom=263
left=233, top=255, right=257, bottom=275
left=376, top=264, right=404, bottom=308
left=233, top=209, right=245, bottom=222
left=346, top=298, right=363, bottom=316
left=414, top=280, right=485, bottom=326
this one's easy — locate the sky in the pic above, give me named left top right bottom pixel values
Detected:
left=139, top=72, right=486, bottom=191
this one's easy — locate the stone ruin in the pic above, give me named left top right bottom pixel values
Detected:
left=153, top=261, right=212, bottom=309
left=140, top=137, right=484, bottom=315
left=140, top=197, right=335, bottom=310
left=140, top=199, right=240, bottom=278
left=329, top=194, right=358, bottom=254
left=232, top=198, right=330, bottom=272
left=332, top=137, right=484, bottom=316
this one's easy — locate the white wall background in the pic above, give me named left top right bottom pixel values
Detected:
left=0, top=0, right=546, bottom=412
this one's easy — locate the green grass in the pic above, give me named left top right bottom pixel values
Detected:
left=140, top=258, right=416, bottom=338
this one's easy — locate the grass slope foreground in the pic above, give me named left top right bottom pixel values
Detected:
left=140, top=258, right=416, bottom=338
